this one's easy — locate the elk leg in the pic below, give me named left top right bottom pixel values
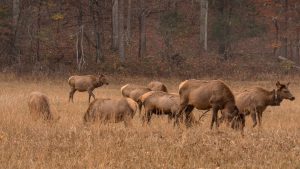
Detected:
left=69, top=88, right=76, bottom=103
left=185, top=105, right=194, bottom=127
left=175, top=97, right=189, bottom=127
left=142, top=107, right=147, bottom=125
left=174, top=105, right=186, bottom=127
left=257, top=111, right=262, bottom=127
left=251, top=112, right=257, bottom=128
left=91, top=91, right=96, bottom=100
left=218, top=114, right=225, bottom=125
left=138, top=102, right=143, bottom=117
left=146, top=110, right=153, bottom=124
left=168, top=112, right=174, bottom=123
left=210, top=106, right=219, bottom=129
left=88, top=93, right=91, bottom=103
left=218, top=110, right=229, bottom=127
left=88, top=90, right=95, bottom=103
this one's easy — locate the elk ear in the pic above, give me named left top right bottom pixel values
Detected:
left=276, top=81, right=281, bottom=88
left=286, top=82, right=290, bottom=87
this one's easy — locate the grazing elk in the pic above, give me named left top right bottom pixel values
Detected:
left=220, top=81, right=295, bottom=128
left=28, top=91, right=53, bottom=121
left=139, top=91, right=197, bottom=125
left=83, top=98, right=137, bottom=126
left=68, top=74, right=109, bottom=103
left=147, top=81, right=168, bottom=92
left=121, top=84, right=151, bottom=113
left=175, top=79, right=244, bottom=131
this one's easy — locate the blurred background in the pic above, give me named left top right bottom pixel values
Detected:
left=0, top=0, right=299, bottom=79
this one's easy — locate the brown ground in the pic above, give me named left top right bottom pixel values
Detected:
left=0, top=74, right=299, bottom=169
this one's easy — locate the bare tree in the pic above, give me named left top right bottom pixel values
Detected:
left=89, top=0, right=102, bottom=63
left=75, top=1, right=85, bottom=71
left=126, top=0, right=132, bottom=44
left=119, top=0, right=125, bottom=62
left=199, top=0, right=208, bottom=51
left=12, top=0, right=19, bottom=34
left=76, top=26, right=86, bottom=71
left=11, top=0, right=20, bottom=63
left=138, top=0, right=146, bottom=58
left=112, top=0, right=119, bottom=50
left=272, top=0, right=289, bottom=59
left=297, top=28, right=300, bottom=64
left=217, top=0, right=232, bottom=60
left=281, top=0, right=288, bottom=58
left=36, top=0, right=42, bottom=62
left=272, top=17, right=279, bottom=58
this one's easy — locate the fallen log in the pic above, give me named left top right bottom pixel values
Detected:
left=278, top=56, right=300, bottom=70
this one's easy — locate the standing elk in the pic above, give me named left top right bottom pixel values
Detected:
left=220, top=81, right=295, bottom=128
left=83, top=98, right=137, bottom=126
left=175, top=79, right=245, bottom=132
left=139, top=91, right=197, bottom=125
left=68, top=74, right=109, bottom=103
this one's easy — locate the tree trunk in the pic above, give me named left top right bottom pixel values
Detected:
left=281, top=0, right=288, bottom=58
left=76, top=1, right=84, bottom=70
left=112, top=0, right=119, bottom=50
left=90, top=0, right=102, bottom=63
left=77, top=1, right=83, bottom=60
left=12, top=0, right=19, bottom=32
left=217, top=0, right=232, bottom=60
left=225, top=5, right=232, bottom=58
left=200, top=0, right=208, bottom=51
left=217, top=0, right=226, bottom=59
left=11, top=0, right=20, bottom=63
left=36, top=0, right=42, bottom=62
left=297, top=30, right=300, bottom=64
left=138, top=0, right=146, bottom=59
left=272, top=17, right=279, bottom=58
left=119, top=0, right=125, bottom=62
left=126, top=0, right=132, bottom=44
left=290, top=39, right=293, bottom=60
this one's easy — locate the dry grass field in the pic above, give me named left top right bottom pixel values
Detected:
left=0, top=74, right=299, bottom=169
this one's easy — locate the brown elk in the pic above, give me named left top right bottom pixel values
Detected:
left=121, top=84, right=151, bottom=113
left=28, top=91, right=53, bottom=121
left=175, top=79, right=244, bottom=131
left=147, top=81, right=168, bottom=92
left=68, top=74, right=109, bottom=103
left=83, top=98, right=137, bottom=126
left=220, top=81, right=295, bottom=128
left=140, top=91, right=197, bottom=125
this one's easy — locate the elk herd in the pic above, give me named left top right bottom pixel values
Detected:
left=27, top=74, right=295, bottom=135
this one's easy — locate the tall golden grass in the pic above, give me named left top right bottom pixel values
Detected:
left=0, top=74, right=299, bottom=169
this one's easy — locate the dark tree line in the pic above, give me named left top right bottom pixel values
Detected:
left=0, top=0, right=299, bottom=75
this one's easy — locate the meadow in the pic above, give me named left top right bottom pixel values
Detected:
left=0, top=74, right=299, bottom=169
